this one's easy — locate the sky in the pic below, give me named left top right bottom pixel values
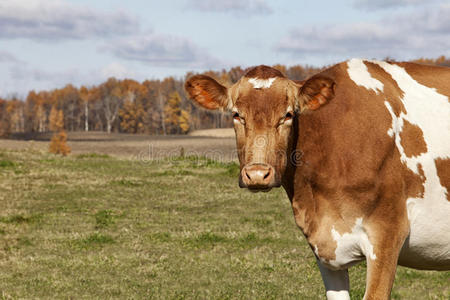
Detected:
left=0, top=0, right=449, bottom=97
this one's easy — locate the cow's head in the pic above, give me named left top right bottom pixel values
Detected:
left=185, top=65, right=335, bottom=192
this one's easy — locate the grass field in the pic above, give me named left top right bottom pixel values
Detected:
left=0, top=147, right=448, bottom=299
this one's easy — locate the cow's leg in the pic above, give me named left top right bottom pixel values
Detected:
left=363, top=249, right=400, bottom=300
left=317, top=260, right=350, bottom=300
left=363, top=223, right=409, bottom=300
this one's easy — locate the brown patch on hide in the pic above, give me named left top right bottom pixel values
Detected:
left=399, top=120, right=428, bottom=158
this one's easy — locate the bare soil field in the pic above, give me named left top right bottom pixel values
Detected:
left=0, top=130, right=238, bottom=162
left=189, top=128, right=235, bottom=138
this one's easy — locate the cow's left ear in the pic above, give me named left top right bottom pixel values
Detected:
left=298, top=76, right=336, bottom=112
left=185, top=75, right=230, bottom=110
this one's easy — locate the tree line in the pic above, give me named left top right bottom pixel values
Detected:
left=1, top=56, right=448, bottom=137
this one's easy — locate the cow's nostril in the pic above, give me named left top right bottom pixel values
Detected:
left=242, top=163, right=276, bottom=189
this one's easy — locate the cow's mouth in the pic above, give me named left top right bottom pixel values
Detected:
left=248, top=187, right=273, bottom=193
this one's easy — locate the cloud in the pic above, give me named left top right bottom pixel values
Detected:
left=0, top=0, right=138, bottom=40
left=2, top=61, right=143, bottom=97
left=276, top=4, right=450, bottom=62
left=100, top=62, right=137, bottom=79
left=185, top=0, right=272, bottom=15
left=101, top=32, right=225, bottom=69
left=0, top=63, right=80, bottom=97
left=9, top=64, right=80, bottom=84
left=0, top=50, right=21, bottom=63
left=353, top=0, right=440, bottom=10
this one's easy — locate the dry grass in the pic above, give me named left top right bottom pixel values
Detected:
left=0, top=139, right=448, bottom=299
left=0, top=131, right=237, bottom=161
left=189, top=128, right=235, bottom=138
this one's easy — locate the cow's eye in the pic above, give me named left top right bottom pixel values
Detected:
left=279, top=111, right=294, bottom=126
left=233, top=112, right=245, bottom=124
left=285, top=112, right=293, bottom=121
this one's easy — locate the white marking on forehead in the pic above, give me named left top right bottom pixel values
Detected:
left=248, top=77, right=276, bottom=89
left=328, top=218, right=376, bottom=269
left=347, top=58, right=384, bottom=93
left=375, top=60, right=450, bottom=265
left=286, top=105, right=293, bottom=112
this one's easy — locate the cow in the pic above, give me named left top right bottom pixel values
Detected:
left=184, top=59, right=450, bottom=300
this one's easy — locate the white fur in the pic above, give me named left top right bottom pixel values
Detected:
left=326, top=291, right=351, bottom=300
left=327, top=218, right=376, bottom=270
left=248, top=77, right=276, bottom=89
left=347, top=58, right=384, bottom=94
left=375, top=61, right=450, bottom=269
left=317, top=260, right=350, bottom=300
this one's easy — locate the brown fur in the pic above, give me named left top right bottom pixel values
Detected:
left=184, top=61, right=450, bottom=299
left=435, top=158, right=450, bottom=201
left=185, top=75, right=228, bottom=109
left=299, top=76, right=335, bottom=111
left=400, top=120, right=428, bottom=158
left=244, top=65, right=285, bottom=79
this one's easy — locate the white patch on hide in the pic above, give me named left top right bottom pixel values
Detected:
left=248, top=77, right=276, bottom=89
left=327, top=218, right=376, bottom=270
left=375, top=60, right=450, bottom=269
left=347, top=58, right=384, bottom=93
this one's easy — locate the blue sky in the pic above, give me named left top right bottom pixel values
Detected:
left=0, top=0, right=449, bottom=97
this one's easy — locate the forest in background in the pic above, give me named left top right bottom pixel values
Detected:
left=1, top=56, right=449, bottom=137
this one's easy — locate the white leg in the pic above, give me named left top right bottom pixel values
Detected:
left=317, top=260, right=350, bottom=300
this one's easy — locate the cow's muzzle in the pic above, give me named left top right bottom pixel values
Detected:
left=239, top=163, right=279, bottom=192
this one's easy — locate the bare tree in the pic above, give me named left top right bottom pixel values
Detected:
left=103, top=95, right=120, bottom=134
left=158, top=88, right=166, bottom=135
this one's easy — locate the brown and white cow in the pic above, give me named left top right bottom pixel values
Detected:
left=185, top=59, right=450, bottom=300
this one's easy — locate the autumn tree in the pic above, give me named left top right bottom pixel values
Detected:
left=179, top=108, right=190, bottom=134
left=49, top=106, right=62, bottom=131
left=99, top=78, right=123, bottom=134
left=6, top=99, right=25, bottom=133
left=119, top=95, right=146, bottom=133
left=79, top=86, right=91, bottom=132
left=0, top=98, right=10, bottom=137
left=3, top=56, right=448, bottom=135
left=118, top=79, right=147, bottom=133
left=141, top=79, right=161, bottom=134
left=25, top=91, right=48, bottom=133
left=164, top=91, right=191, bottom=134
left=49, top=106, right=70, bottom=156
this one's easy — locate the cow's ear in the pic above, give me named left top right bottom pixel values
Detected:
left=185, top=75, right=230, bottom=110
left=298, top=76, right=335, bottom=112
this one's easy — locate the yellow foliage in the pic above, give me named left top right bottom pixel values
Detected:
left=49, top=106, right=64, bottom=132
left=164, top=91, right=191, bottom=134
left=119, top=99, right=146, bottom=133
left=49, top=130, right=71, bottom=156
left=48, top=109, right=70, bottom=156
left=179, top=109, right=190, bottom=134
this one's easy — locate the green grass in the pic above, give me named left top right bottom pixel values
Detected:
left=0, top=149, right=448, bottom=299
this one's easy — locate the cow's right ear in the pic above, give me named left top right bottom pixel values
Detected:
left=185, top=75, right=230, bottom=110
left=298, top=76, right=335, bottom=112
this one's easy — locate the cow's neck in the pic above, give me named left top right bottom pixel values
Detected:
left=285, top=112, right=336, bottom=237
left=281, top=116, right=299, bottom=201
